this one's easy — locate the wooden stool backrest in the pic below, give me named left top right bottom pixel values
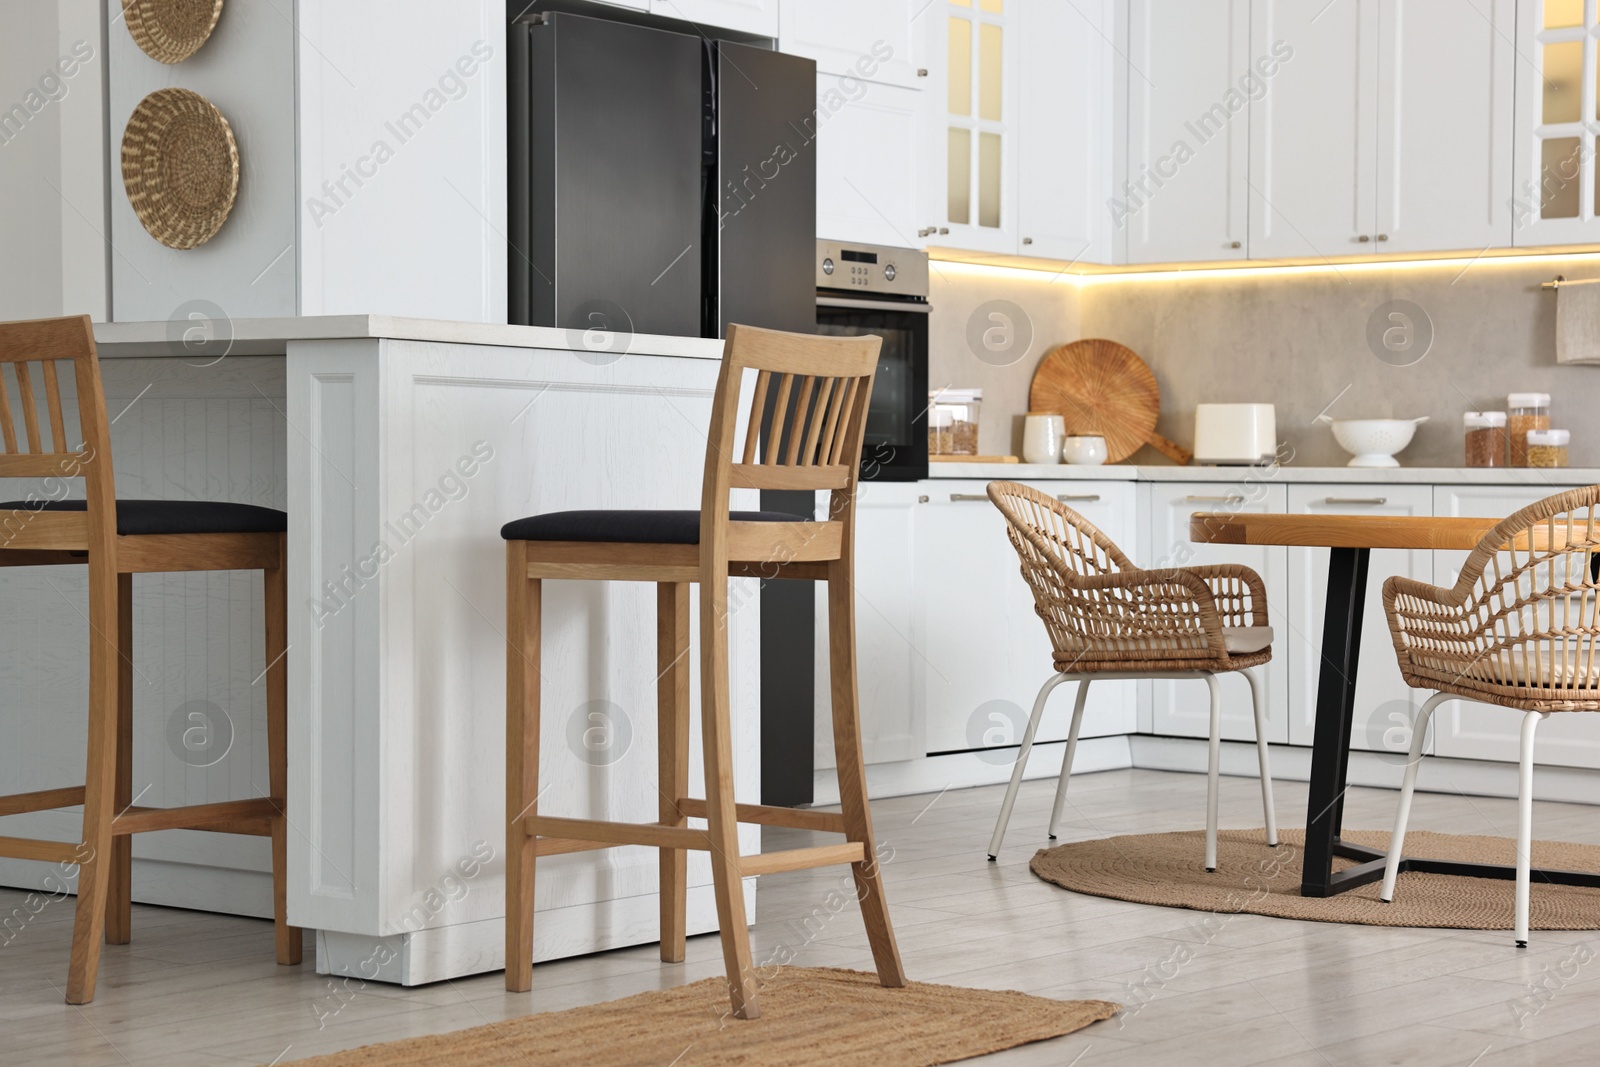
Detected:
left=700, top=324, right=882, bottom=554
left=0, top=315, right=114, bottom=552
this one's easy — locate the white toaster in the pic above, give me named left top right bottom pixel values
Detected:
left=1193, top=404, right=1277, bottom=465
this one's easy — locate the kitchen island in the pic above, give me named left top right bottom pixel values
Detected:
left=0, top=318, right=761, bottom=986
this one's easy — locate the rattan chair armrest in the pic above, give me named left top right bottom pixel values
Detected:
left=1069, top=566, right=1232, bottom=655
left=1182, top=563, right=1270, bottom=628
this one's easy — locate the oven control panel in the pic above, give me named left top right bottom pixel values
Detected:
left=816, top=240, right=928, bottom=299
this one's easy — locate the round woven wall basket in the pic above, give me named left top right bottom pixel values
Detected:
left=121, top=88, right=239, bottom=250
left=123, top=0, right=225, bottom=65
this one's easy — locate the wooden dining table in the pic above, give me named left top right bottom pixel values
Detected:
left=1190, top=510, right=1600, bottom=898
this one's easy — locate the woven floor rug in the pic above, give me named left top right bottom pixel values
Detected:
left=1030, top=828, right=1600, bottom=929
left=278, top=967, right=1118, bottom=1066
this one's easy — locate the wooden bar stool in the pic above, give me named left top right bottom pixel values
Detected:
left=502, top=323, right=905, bottom=1019
left=0, top=316, right=300, bottom=1003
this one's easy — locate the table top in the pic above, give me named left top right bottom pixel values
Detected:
left=1190, top=512, right=1504, bottom=550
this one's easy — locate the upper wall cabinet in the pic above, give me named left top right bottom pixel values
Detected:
left=779, top=0, right=928, bottom=89
left=1375, top=0, right=1515, bottom=254
left=1248, top=0, right=1516, bottom=260
left=1016, top=0, right=1116, bottom=263
left=1124, top=0, right=1251, bottom=264
left=1247, top=0, right=1378, bottom=259
left=814, top=76, right=923, bottom=246
left=653, top=0, right=777, bottom=37
left=1512, top=0, right=1600, bottom=245
left=920, top=0, right=1021, bottom=253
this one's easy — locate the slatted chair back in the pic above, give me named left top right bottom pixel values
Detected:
left=700, top=323, right=881, bottom=550
left=988, top=480, right=1235, bottom=669
left=1391, top=485, right=1600, bottom=707
left=0, top=316, right=115, bottom=552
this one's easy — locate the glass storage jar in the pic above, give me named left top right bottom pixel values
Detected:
left=1463, top=411, right=1508, bottom=468
left=929, top=388, right=982, bottom=456
left=1526, top=428, right=1570, bottom=468
left=1508, top=392, right=1551, bottom=467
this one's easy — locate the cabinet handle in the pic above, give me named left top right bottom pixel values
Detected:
left=1357, top=234, right=1372, bottom=243
left=1023, top=237, right=1034, bottom=245
left=917, top=494, right=930, bottom=503
left=917, top=68, right=929, bottom=77
left=1187, top=494, right=1244, bottom=504
left=1324, top=496, right=1388, bottom=506
left=938, top=227, right=950, bottom=235
left=917, top=227, right=937, bottom=237
left=1377, top=233, right=1389, bottom=242
left=1229, top=241, right=1242, bottom=249
left=1057, top=493, right=1101, bottom=503
left=949, top=493, right=989, bottom=502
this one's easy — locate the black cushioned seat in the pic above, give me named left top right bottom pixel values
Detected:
left=500, top=509, right=808, bottom=545
left=0, top=499, right=287, bottom=536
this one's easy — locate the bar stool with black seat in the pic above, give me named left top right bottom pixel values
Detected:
left=502, top=323, right=904, bottom=1020
left=0, top=316, right=300, bottom=1004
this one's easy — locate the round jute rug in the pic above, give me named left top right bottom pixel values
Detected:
left=1030, top=829, right=1600, bottom=930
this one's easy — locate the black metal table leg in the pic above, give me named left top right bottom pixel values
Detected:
left=1301, top=546, right=1369, bottom=897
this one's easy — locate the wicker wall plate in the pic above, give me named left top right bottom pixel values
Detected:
left=123, top=0, right=225, bottom=65
left=121, top=88, right=239, bottom=250
left=1029, top=338, right=1192, bottom=464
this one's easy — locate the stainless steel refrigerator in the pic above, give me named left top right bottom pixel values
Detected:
left=508, top=10, right=820, bottom=804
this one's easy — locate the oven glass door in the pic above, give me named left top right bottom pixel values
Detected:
left=815, top=305, right=928, bottom=480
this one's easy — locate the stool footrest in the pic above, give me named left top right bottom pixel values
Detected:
left=526, top=814, right=712, bottom=852
left=0, top=786, right=87, bottom=817
left=112, top=798, right=280, bottom=836
left=676, top=799, right=847, bottom=834
left=740, top=842, right=867, bottom=876
left=0, top=836, right=82, bottom=864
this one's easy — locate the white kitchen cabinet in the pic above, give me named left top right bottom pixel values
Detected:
left=779, top=0, right=926, bottom=89
left=1429, top=484, right=1600, bottom=769
left=1146, top=481, right=1289, bottom=743
left=814, top=482, right=923, bottom=769
left=1375, top=0, right=1515, bottom=254
left=654, top=0, right=777, bottom=36
left=814, top=76, right=923, bottom=247
left=1247, top=0, right=1378, bottom=259
left=918, top=480, right=1137, bottom=757
left=919, top=0, right=1020, bottom=253
left=1015, top=0, right=1116, bottom=262
left=1511, top=0, right=1600, bottom=245
left=1124, top=0, right=1251, bottom=263
left=1285, top=485, right=1435, bottom=757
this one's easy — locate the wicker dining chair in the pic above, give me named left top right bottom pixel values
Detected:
left=1380, top=485, right=1600, bottom=947
left=985, top=481, right=1278, bottom=870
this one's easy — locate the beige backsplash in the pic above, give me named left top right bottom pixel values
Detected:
left=932, top=254, right=1600, bottom=468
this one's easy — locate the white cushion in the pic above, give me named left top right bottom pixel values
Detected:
left=1484, top=649, right=1600, bottom=689
left=1224, top=626, right=1274, bottom=654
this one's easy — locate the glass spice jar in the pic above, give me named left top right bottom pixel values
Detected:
left=927, top=409, right=954, bottom=456
left=1507, top=392, right=1551, bottom=467
left=1526, top=428, right=1570, bottom=468
left=1463, top=411, right=1508, bottom=468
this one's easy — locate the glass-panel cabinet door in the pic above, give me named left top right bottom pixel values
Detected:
left=918, top=0, right=1017, bottom=252
left=1513, top=0, right=1600, bottom=244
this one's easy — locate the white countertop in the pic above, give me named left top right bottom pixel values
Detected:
left=928, top=461, right=1600, bottom=485
left=92, top=315, right=727, bottom=360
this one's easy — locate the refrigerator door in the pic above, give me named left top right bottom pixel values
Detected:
left=709, top=42, right=818, bottom=337
left=512, top=14, right=703, bottom=336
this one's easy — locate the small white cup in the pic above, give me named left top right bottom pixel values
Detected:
left=1062, top=435, right=1108, bottom=466
left=1021, top=412, right=1065, bottom=465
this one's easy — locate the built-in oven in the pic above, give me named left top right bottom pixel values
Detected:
left=815, top=241, right=929, bottom=481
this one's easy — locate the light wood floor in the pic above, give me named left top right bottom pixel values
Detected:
left=3, top=768, right=1599, bottom=1065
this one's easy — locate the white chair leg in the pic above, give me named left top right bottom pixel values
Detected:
left=987, top=673, right=1071, bottom=860
left=1380, top=692, right=1446, bottom=903
left=1516, top=711, right=1547, bottom=948
left=1204, top=673, right=1221, bottom=872
left=1241, top=668, right=1277, bottom=847
left=1047, top=679, right=1092, bottom=840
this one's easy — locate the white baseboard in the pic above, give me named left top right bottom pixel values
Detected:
left=812, top=734, right=1134, bottom=804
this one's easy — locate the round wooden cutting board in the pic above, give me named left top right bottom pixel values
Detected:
left=1028, top=339, right=1191, bottom=464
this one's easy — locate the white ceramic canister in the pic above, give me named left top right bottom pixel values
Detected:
left=1021, top=411, right=1065, bottom=464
